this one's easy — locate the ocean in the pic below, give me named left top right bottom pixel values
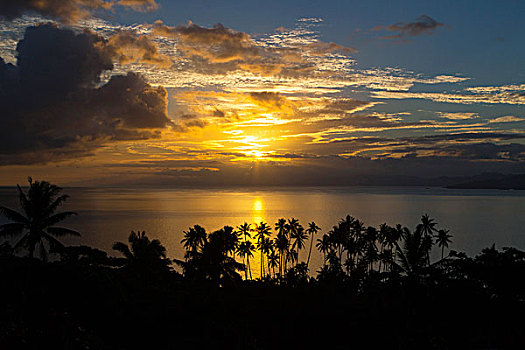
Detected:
left=1, top=186, right=525, bottom=276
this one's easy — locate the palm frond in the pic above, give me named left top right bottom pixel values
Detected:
left=0, top=222, right=25, bottom=237
left=0, top=206, right=28, bottom=224
left=16, top=184, right=30, bottom=216
left=112, top=242, right=134, bottom=260
left=47, top=226, right=81, bottom=237
left=13, top=234, right=30, bottom=251
left=44, top=194, right=69, bottom=216
left=43, top=233, right=65, bottom=254
left=44, top=211, right=77, bottom=227
left=394, top=241, right=410, bottom=273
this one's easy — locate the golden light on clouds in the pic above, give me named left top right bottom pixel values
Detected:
left=0, top=14, right=524, bottom=186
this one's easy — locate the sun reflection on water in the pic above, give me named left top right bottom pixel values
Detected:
left=251, top=197, right=265, bottom=224
left=249, top=196, right=266, bottom=280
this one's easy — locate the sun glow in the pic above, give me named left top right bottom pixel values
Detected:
left=251, top=197, right=266, bottom=225
left=245, top=149, right=266, bottom=159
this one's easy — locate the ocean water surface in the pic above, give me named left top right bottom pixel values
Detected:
left=1, top=186, right=525, bottom=276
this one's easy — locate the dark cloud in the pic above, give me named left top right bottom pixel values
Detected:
left=323, top=133, right=525, bottom=162
left=314, top=99, right=375, bottom=115
left=330, top=132, right=525, bottom=146
left=0, top=24, right=171, bottom=165
left=152, top=20, right=352, bottom=78
left=433, top=142, right=525, bottom=161
left=212, top=109, right=225, bottom=118
left=303, top=113, right=428, bottom=133
left=103, top=31, right=171, bottom=68
left=303, top=41, right=357, bottom=55
left=384, top=15, right=444, bottom=39
left=0, top=0, right=158, bottom=23
left=404, top=132, right=525, bottom=144
left=249, top=92, right=285, bottom=108
left=153, top=21, right=260, bottom=63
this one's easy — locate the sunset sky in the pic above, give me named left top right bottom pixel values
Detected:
left=0, top=0, right=524, bottom=186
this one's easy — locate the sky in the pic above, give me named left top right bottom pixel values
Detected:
left=0, top=0, right=524, bottom=186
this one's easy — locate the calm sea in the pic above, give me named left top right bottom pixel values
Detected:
left=1, top=186, right=525, bottom=276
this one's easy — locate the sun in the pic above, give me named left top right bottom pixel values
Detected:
left=245, top=149, right=265, bottom=160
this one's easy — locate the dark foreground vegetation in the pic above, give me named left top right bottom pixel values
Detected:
left=1, top=178, right=525, bottom=349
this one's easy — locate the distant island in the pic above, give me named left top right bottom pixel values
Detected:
left=446, top=173, right=525, bottom=190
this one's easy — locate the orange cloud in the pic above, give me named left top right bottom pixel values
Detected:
left=0, top=0, right=159, bottom=23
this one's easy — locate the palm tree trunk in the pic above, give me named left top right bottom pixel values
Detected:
left=306, top=234, right=314, bottom=269
left=260, top=251, right=264, bottom=278
left=441, top=245, right=444, bottom=260
left=243, top=256, right=248, bottom=280
left=279, top=253, right=282, bottom=277
left=284, top=251, right=288, bottom=273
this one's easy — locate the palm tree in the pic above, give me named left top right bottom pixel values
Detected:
left=186, top=229, right=244, bottom=284
left=0, top=177, right=79, bottom=260
left=254, top=221, right=272, bottom=278
left=237, top=222, right=253, bottom=278
left=416, top=214, right=438, bottom=266
left=306, top=221, right=320, bottom=269
left=316, top=233, right=331, bottom=265
left=181, top=225, right=207, bottom=254
left=267, top=248, right=279, bottom=278
left=260, top=237, right=274, bottom=278
left=236, top=241, right=255, bottom=280
left=217, top=225, right=240, bottom=257
left=418, top=214, right=438, bottom=237
left=286, top=218, right=301, bottom=239
left=435, top=229, right=452, bottom=260
left=274, top=218, right=289, bottom=274
left=288, top=218, right=306, bottom=265
left=113, top=230, right=171, bottom=271
left=275, top=218, right=287, bottom=238
left=393, top=227, right=431, bottom=278
left=238, top=222, right=252, bottom=242
left=274, top=231, right=290, bottom=276
left=363, top=226, right=378, bottom=272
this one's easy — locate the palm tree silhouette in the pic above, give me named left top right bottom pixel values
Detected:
left=217, top=225, right=240, bottom=257
left=237, top=222, right=253, bottom=279
left=393, top=227, right=431, bottom=278
left=417, top=214, right=438, bottom=265
left=0, top=177, right=79, bottom=260
left=274, top=230, right=290, bottom=276
left=236, top=240, right=255, bottom=279
left=418, top=214, right=438, bottom=236
left=435, top=229, right=452, bottom=260
left=267, top=248, right=279, bottom=278
left=275, top=218, right=287, bottom=237
left=254, top=221, right=272, bottom=278
left=274, top=218, right=289, bottom=275
left=181, top=225, right=207, bottom=254
left=237, top=222, right=252, bottom=242
left=305, top=221, right=320, bottom=269
left=316, top=233, right=330, bottom=265
left=288, top=218, right=306, bottom=265
left=113, top=230, right=171, bottom=271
